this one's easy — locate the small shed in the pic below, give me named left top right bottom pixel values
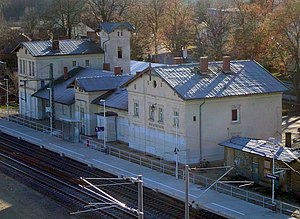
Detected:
left=60, top=118, right=81, bottom=143
left=96, top=111, right=118, bottom=142
left=219, top=136, right=300, bottom=193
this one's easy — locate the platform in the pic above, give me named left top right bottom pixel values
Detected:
left=0, top=118, right=296, bottom=219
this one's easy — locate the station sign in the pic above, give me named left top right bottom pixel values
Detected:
left=266, top=173, right=279, bottom=181
left=95, top=126, right=104, bottom=132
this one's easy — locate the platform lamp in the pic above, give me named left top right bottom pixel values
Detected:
left=47, top=87, right=53, bottom=136
left=4, top=79, right=9, bottom=120
left=100, top=99, right=106, bottom=151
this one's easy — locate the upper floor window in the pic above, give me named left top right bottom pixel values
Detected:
left=32, top=62, right=35, bottom=76
left=232, top=106, right=240, bottom=123
left=133, top=101, right=139, bottom=117
left=72, top=61, right=77, bottom=67
left=85, top=60, right=90, bottom=67
left=149, top=105, right=155, bottom=121
left=29, top=61, right=32, bottom=76
left=117, top=47, right=122, bottom=59
left=158, top=107, right=164, bottom=123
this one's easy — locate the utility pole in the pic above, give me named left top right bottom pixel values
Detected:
left=137, top=175, right=144, bottom=219
left=49, top=63, right=55, bottom=129
left=185, top=165, right=189, bottom=219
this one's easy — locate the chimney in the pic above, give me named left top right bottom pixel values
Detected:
left=223, top=56, right=230, bottom=73
left=114, top=66, right=122, bottom=75
left=285, top=132, right=292, bottom=148
left=87, top=31, right=96, bottom=41
left=52, top=40, right=59, bottom=51
left=103, top=63, right=110, bottom=71
left=173, top=57, right=183, bottom=65
left=64, top=67, right=68, bottom=80
left=200, top=56, right=208, bottom=73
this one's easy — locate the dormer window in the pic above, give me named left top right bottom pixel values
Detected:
left=118, top=47, right=122, bottom=59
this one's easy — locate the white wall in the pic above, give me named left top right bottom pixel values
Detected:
left=127, top=69, right=284, bottom=164
left=100, top=29, right=131, bottom=74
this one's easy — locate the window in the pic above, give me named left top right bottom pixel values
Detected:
left=173, top=111, right=179, bottom=127
left=158, top=107, right=164, bottom=123
left=149, top=105, right=154, bottom=121
left=232, top=107, right=240, bottom=123
left=72, top=61, right=77, bottom=67
left=153, top=80, right=157, bottom=88
left=32, top=62, right=35, bottom=76
left=22, top=60, right=25, bottom=74
left=193, top=116, right=196, bottom=121
left=133, top=102, right=139, bottom=117
left=134, top=84, right=136, bottom=90
left=29, top=62, right=32, bottom=76
left=41, top=80, right=45, bottom=88
left=117, top=46, right=122, bottom=59
left=85, top=60, right=90, bottom=67
left=62, top=105, right=67, bottom=115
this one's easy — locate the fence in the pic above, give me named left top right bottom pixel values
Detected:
left=8, top=115, right=62, bottom=138
left=5, top=116, right=300, bottom=218
left=80, top=136, right=300, bottom=218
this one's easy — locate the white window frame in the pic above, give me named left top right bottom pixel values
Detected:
left=133, top=101, right=139, bottom=117
left=231, top=106, right=240, bottom=123
left=158, top=107, right=164, bottom=123
left=149, top=104, right=154, bottom=121
left=72, top=61, right=77, bottom=67
left=85, top=60, right=90, bottom=67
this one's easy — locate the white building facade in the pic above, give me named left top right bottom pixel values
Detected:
left=125, top=59, right=287, bottom=164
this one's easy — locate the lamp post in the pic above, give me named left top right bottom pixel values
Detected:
left=173, top=115, right=179, bottom=179
left=269, top=137, right=276, bottom=205
left=47, top=87, right=53, bottom=136
left=185, top=165, right=189, bottom=219
left=4, top=79, right=9, bottom=120
left=100, top=99, right=106, bottom=151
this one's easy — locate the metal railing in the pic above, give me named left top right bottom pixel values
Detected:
left=8, top=115, right=62, bottom=138
left=4, top=117, right=300, bottom=218
left=80, top=136, right=300, bottom=218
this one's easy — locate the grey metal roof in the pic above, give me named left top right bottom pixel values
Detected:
left=99, top=22, right=134, bottom=34
left=33, top=67, right=113, bottom=105
left=219, top=137, right=300, bottom=163
left=93, top=88, right=129, bottom=111
left=152, top=60, right=288, bottom=100
left=130, top=60, right=165, bottom=75
left=17, top=39, right=103, bottom=57
left=76, top=74, right=133, bottom=92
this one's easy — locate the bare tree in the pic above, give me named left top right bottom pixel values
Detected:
left=87, top=0, right=133, bottom=22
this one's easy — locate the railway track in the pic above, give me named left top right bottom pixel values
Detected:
left=0, top=132, right=224, bottom=219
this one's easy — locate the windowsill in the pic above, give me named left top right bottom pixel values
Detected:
left=231, top=120, right=240, bottom=124
left=158, top=120, right=164, bottom=124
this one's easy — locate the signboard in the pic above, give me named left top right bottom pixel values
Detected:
left=45, top=107, right=52, bottom=113
left=266, top=173, right=279, bottom=181
left=95, top=126, right=104, bottom=132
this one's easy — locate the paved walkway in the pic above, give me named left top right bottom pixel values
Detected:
left=0, top=119, right=297, bottom=219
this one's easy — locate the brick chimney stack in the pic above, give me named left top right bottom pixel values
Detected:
left=223, top=56, right=231, bottom=73
left=114, top=66, right=122, bottom=75
left=52, top=40, right=59, bottom=51
left=200, top=57, right=208, bottom=73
